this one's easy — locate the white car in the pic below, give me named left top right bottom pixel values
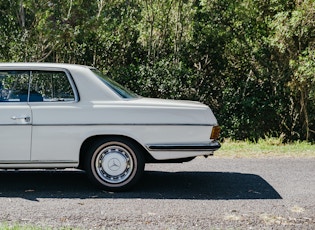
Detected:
left=0, top=63, right=220, bottom=191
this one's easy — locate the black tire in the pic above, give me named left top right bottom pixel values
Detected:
left=85, top=137, right=144, bottom=191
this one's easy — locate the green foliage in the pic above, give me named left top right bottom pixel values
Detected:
left=269, top=0, right=315, bottom=141
left=0, top=0, right=314, bottom=141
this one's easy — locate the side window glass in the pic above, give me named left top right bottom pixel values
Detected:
left=30, top=71, right=75, bottom=102
left=0, top=71, right=30, bottom=102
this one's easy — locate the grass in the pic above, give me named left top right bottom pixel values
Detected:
left=0, top=224, right=39, bottom=230
left=0, top=224, right=75, bottom=230
left=217, top=137, right=315, bottom=158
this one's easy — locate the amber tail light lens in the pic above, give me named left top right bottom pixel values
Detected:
left=210, top=126, right=221, bottom=140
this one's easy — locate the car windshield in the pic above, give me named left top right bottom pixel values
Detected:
left=91, top=69, right=137, bottom=99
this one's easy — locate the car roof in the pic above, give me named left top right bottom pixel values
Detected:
left=0, top=63, right=123, bottom=100
left=0, top=62, right=93, bottom=71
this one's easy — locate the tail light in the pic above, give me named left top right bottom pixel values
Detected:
left=210, top=126, right=220, bottom=140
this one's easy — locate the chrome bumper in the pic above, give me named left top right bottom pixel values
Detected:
left=146, top=141, right=221, bottom=151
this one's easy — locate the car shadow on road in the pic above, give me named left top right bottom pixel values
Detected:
left=0, top=169, right=281, bottom=201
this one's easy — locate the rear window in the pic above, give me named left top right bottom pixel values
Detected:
left=91, top=69, right=137, bottom=99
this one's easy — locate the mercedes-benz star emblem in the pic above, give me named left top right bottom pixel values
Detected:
left=108, top=158, right=121, bottom=171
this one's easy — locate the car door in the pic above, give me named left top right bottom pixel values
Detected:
left=0, top=71, right=32, bottom=161
left=28, top=69, right=80, bottom=162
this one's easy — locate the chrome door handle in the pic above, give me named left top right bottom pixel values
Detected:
left=11, top=116, right=31, bottom=123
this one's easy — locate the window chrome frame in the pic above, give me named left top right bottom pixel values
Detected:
left=0, top=67, right=80, bottom=104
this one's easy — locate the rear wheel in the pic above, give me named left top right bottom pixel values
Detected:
left=85, top=137, right=144, bottom=191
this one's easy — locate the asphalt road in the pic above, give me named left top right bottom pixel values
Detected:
left=0, top=157, right=314, bottom=229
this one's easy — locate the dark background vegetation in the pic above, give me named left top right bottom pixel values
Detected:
left=1, top=0, right=314, bottom=142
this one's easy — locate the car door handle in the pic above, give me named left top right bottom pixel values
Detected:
left=11, top=115, right=31, bottom=123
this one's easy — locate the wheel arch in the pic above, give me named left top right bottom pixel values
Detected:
left=78, top=135, right=151, bottom=169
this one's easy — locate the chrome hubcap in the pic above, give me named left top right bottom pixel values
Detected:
left=95, top=145, right=133, bottom=184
